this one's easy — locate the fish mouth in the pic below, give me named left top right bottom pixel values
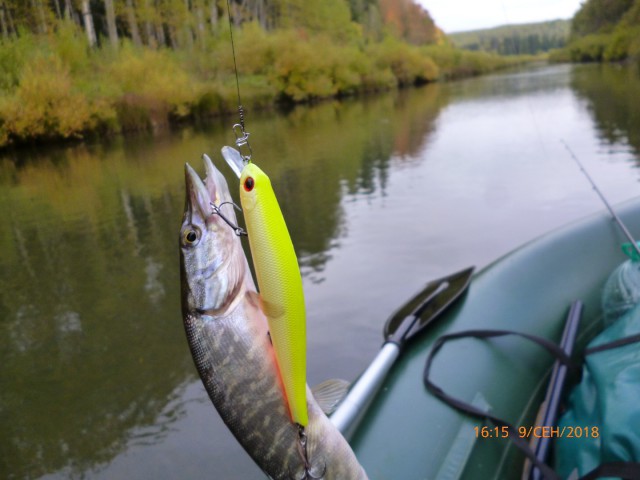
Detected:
left=184, top=154, right=239, bottom=220
left=184, top=155, right=218, bottom=219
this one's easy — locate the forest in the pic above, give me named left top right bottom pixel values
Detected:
left=0, top=0, right=526, bottom=148
left=552, top=0, right=640, bottom=62
left=449, top=20, right=570, bottom=56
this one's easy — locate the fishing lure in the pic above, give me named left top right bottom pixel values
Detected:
left=222, top=145, right=309, bottom=427
left=239, top=161, right=308, bottom=427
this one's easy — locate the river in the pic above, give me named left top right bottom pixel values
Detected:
left=2, top=63, right=640, bottom=479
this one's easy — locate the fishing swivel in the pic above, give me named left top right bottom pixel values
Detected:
left=210, top=201, right=247, bottom=237
left=233, top=121, right=252, bottom=164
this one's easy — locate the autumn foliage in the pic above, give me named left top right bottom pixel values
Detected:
left=379, top=0, right=443, bottom=45
left=0, top=0, right=521, bottom=148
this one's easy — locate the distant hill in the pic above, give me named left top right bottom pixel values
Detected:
left=449, top=19, right=571, bottom=55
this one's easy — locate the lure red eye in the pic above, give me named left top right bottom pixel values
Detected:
left=244, top=176, right=255, bottom=192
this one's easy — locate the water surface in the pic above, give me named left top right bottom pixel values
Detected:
left=2, top=63, right=640, bottom=479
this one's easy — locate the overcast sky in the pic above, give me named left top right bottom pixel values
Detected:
left=416, top=0, right=583, bottom=33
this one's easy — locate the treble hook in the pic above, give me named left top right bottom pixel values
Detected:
left=210, top=201, right=247, bottom=237
left=290, top=425, right=326, bottom=480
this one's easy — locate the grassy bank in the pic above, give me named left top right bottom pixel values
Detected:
left=549, top=26, right=640, bottom=63
left=0, top=22, right=528, bottom=149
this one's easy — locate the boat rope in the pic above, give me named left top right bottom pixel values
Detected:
left=225, top=0, right=252, bottom=163
left=561, top=140, right=640, bottom=260
left=424, top=328, right=578, bottom=480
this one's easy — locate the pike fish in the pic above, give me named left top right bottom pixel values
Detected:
left=179, top=155, right=368, bottom=480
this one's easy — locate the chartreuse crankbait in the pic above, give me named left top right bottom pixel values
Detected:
left=220, top=120, right=309, bottom=427
left=238, top=161, right=309, bottom=427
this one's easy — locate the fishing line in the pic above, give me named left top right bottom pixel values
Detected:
left=224, top=0, right=253, bottom=162
left=225, top=0, right=243, bottom=126
left=561, top=139, right=640, bottom=258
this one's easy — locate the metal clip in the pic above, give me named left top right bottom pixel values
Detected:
left=233, top=123, right=252, bottom=163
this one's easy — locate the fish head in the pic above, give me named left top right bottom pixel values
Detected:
left=180, top=155, right=246, bottom=315
left=239, top=162, right=271, bottom=213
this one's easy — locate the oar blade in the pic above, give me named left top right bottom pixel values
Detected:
left=383, top=266, right=475, bottom=343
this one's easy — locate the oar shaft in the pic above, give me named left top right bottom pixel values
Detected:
left=330, top=343, right=400, bottom=438
left=562, top=140, right=640, bottom=258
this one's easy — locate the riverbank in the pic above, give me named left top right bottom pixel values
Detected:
left=0, top=22, right=534, bottom=150
left=548, top=0, right=640, bottom=64
left=549, top=27, right=640, bottom=63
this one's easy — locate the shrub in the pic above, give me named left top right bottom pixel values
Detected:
left=370, top=38, right=439, bottom=86
left=0, top=32, right=37, bottom=93
left=548, top=47, right=572, bottom=63
left=50, top=20, right=90, bottom=73
left=269, top=30, right=339, bottom=101
left=0, top=54, right=115, bottom=146
left=106, top=42, right=196, bottom=121
left=568, top=34, right=610, bottom=62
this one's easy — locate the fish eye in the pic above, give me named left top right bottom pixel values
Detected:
left=244, top=176, right=255, bottom=192
left=182, top=227, right=201, bottom=246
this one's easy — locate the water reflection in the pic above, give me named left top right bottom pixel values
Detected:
left=0, top=154, right=193, bottom=478
left=444, top=63, right=573, bottom=103
left=570, top=64, right=640, bottom=157
left=0, top=84, right=447, bottom=478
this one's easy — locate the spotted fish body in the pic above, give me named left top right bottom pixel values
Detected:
left=179, top=156, right=368, bottom=480
left=239, top=162, right=308, bottom=427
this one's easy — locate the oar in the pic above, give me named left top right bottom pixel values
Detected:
left=330, top=266, right=475, bottom=438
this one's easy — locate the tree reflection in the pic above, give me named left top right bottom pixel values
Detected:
left=570, top=64, right=640, bottom=155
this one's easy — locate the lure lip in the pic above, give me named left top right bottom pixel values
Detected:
left=221, top=146, right=245, bottom=179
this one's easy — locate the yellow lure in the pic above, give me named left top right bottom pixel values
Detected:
left=239, top=162, right=308, bottom=427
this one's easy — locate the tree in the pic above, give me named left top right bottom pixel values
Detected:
left=104, top=0, right=119, bottom=48
left=571, top=0, right=634, bottom=37
left=271, top=0, right=355, bottom=39
left=379, top=0, right=438, bottom=45
left=0, top=2, right=8, bottom=38
left=124, top=0, right=142, bottom=46
left=52, top=0, right=62, bottom=19
left=63, top=0, right=76, bottom=21
left=81, top=0, right=97, bottom=46
left=30, top=0, right=48, bottom=34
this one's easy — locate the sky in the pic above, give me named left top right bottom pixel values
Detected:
left=416, top=0, right=584, bottom=33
